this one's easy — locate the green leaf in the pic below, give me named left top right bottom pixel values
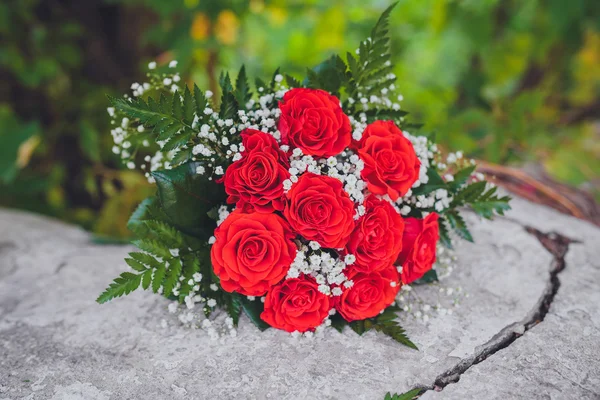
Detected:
left=127, top=197, right=166, bottom=237
left=373, top=318, right=418, bottom=350
left=234, top=65, right=252, bottom=107
left=151, top=161, right=226, bottom=240
left=349, top=319, right=367, bottom=335
left=304, top=55, right=347, bottom=94
left=329, top=313, right=347, bottom=333
left=182, top=86, right=195, bottom=125
left=285, top=74, right=301, bottom=88
left=125, top=257, right=147, bottom=272
left=411, top=167, right=447, bottom=196
left=412, top=269, right=438, bottom=285
left=219, top=72, right=238, bottom=119
left=110, top=95, right=187, bottom=142
left=450, top=181, right=487, bottom=207
left=240, top=297, right=270, bottom=331
left=132, top=238, right=172, bottom=259
left=438, top=217, right=453, bottom=249
left=193, top=84, right=207, bottom=118
left=162, top=258, right=182, bottom=298
left=129, top=252, right=162, bottom=269
left=225, top=292, right=243, bottom=326
left=172, top=91, right=183, bottom=120
left=140, top=220, right=185, bottom=248
left=344, top=2, right=398, bottom=98
left=445, top=211, right=473, bottom=242
left=161, top=131, right=192, bottom=152
left=152, top=265, right=166, bottom=293
left=171, top=147, right=194, bottom=166
left=385, top=388, right=422, bottom=400
left=449, top=165, right=476, bottom=192
left=96, top=272, right=142, bottom=304
left=178, top=255, right=201, bottom=301
left=141, top=269, right=153, bottom=290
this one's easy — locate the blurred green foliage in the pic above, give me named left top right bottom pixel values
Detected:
left=1, top=0, right=598, bottom=237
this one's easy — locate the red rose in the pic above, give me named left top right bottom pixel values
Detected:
left=397, top=213, right=439, bottom=284
left=211, top=210, right=296, bottom=296
left=335, top=264, right=400, bottom=322
left=261, top=275, right=331, bottom=332
left=223, top=129, right=290, bottom=213
left=355, top=120, right=420, bottom=201
left=345, top=195, right=405, bottom=273
left=284, top=173, right=355, bottom=248
left=278, top=88, right=351, bottom=157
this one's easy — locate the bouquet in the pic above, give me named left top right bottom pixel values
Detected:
left=97, top=4, right=510, bottom=348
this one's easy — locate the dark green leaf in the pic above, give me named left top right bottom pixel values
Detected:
left=412, top=269, right=438, bottom=285
left=240, top=297, right=270, bottom=331
left=182, top=86, right=195, bottom=125
left=151, top=161, right=226, bottom=240
left=234, top=65, right=252, bottom=107
left=411, top=167, right=447, bottom=196
left=193, top=84, right=207, bottom=118
left=225, top=292, right=243, bottom=326
left=445, top=211, right=473, bottom=242
left=438, top=217, right=453, bottom=249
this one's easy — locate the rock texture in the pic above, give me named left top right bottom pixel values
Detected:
left=0, top=197, right=598, bottom=399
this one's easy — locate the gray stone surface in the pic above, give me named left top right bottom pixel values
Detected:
left=0, top=197, right=598, bottom=399
left=421, top=198, right=600, bottom=400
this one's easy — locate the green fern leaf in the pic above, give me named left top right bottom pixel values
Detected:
left=445, top=211, right=473, bottom=242
left=172, top=91, right=183, bottom=120
left=141, top=269, right=153, bottom=290
left=132, top=238, right=172, bottom=259
left=219, top=72, right=238, bottom=119
left=162, top=258, right=182, bottom=298
left=438, top=217, right=453, bottom=249
left=125, top=257, right=147, bottom=272
left=373, top=318, right=418, bottom=350
left=385, top=388, right=422, bottom=400
left=129, top=252, right=162, bottom=269
left=96, top=272, right=142, bottom=304
left=234, top=65, right=252, bottom=107
left=193, top=84, right=207, bottom=118
left=448, top=165, right=476, bottom=192
left=152, top=265, right=166, bottom=293
left=183, top=86, right=195, bottom=125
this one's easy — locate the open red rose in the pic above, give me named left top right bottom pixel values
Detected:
left=260, top=275, right=331, bottom=332
left=355, top=120, right=420, bottom=201
left=397, top=213, right=439, bottom=284
left=278, top=88, right=351, bottom=157
left=345, top=195, right=404, bottom=273
left=335, top=264, right=400, bottom=322
left=223, top=129, right=290, bottom=213
left=284, top=173, right=355, bottom=248
left=211, top=210, right=296, bottom=296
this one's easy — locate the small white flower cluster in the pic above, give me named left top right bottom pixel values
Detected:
left=396, top=245, right=467, bottom=324
left=166, top=301, right=238, bottom=339
left=347, top=68, right=403, bottom=114
left=286, top=246, right=353, bottom=296
left=216, top=205, right=230, bottom=226
left=282, top=147, right=367, bottom=207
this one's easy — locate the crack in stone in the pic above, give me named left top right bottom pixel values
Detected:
left=412, top=225, right=577, bottom=397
